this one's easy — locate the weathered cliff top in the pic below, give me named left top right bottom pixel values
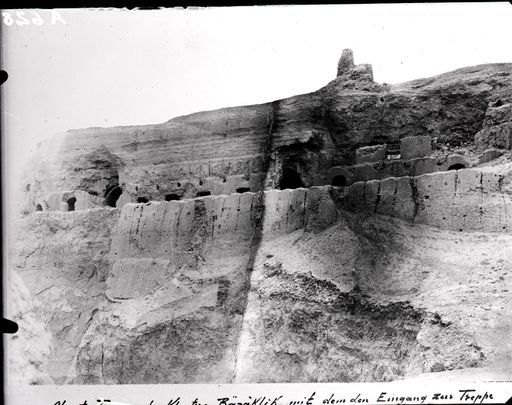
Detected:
left=21, top=50, right=512, bottom=214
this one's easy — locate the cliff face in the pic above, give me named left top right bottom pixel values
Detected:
left=22, top=52, right=512, bottom=212
left=9, top=209, right=120, bottom=383
left=8, top=51, right=512, bottom=384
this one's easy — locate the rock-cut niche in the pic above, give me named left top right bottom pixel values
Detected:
left=165, top=193, right=180, bottom=201
left=67, top=197, right=76, bottom=211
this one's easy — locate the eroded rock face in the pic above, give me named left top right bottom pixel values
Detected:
left=9, top=209, right=120, bottom=383
left=7, top=273, right=53, bottom=385
left=20, top=55, right=512, bottom=212
left=234, top=202, right=511, bottom=382
left=475, top=101, right=512, bottom=150
left=7, top=51, right=512, bottom=384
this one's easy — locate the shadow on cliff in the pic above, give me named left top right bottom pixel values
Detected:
left=230, top=99, right=280, bottom=381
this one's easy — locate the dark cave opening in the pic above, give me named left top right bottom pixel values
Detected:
left=196, top=191, right=211, bottom=197
left=105, top=185, right=123, bottom=207
left=448, top=163, right=466, bottom=171
left=165, top=193, right=180, bottom=201
left=332, top=175, right=348, bottom=187
left=35, top=204, right=43, bottom=212
left=137, top=197, right=149, bottom=203
left=279, top=168, right=305, bottom=190
left=67, top=197, right=76, bottom=211
left=236, top=187, right=251, bottom=193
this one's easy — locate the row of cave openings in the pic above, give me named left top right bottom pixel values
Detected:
left=35, top=184, right=255, bottom=212
left=34, top=186, right=253, bottom=212
left=326, top=163, right=465, bottom=188
left=135, top=187, right=252, bottom=204
left=110, top=185, right=252, bottom=205
left=277, top=167, right=347, bottom=189
left=35, top=197, right=77, bottom=212
left=282, top=162, right=466, bottom=190
left=34, top=163, right=467, bottom=212
left=279, top=167, right=346, bottom=189
left=114, top=162, right=468, bottom=206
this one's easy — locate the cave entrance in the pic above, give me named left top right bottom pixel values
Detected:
left=35, top=204, right=43, bottom=212
left=332, top=175, right=347, bottom=187
left=165, top=193, right=180, bottom=201
left=279, top=168, right=304, bottom=190
left=105, top=185, right=123, bottom=207
left=67, top=197, right=76, bottom=211
left=196, top=191, right=211, bottom=197
left=448, top=163, right=465, bottom=171
left=236, top=187, right=251, bottom=193
left=137, top=197, right=149, bottom=203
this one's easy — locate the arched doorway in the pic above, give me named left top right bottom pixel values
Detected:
left=105, top=185, right=123, bottom=207
left=67, top=197, right=76, bottom=211
left=279, top=168, right=304, bottom=190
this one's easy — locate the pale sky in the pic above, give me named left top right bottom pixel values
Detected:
left=2, top=3, right=512, bottom=182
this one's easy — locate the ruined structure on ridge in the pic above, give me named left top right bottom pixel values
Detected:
left=8, top=50, right=512, bottom=385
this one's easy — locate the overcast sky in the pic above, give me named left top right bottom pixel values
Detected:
left=2, top=3, right=512, bottom=182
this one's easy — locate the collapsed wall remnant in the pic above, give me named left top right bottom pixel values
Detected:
left=340, top=164, right=512, bottom=232
left=337, top=48, right=355, bottom=76
left=475, top=101, right=512, bottom=150
left=355, top=144, right=387, bottom=164
left=336, top=48, right=374, bottom=82
left=400, top=136, right=433, bottom=160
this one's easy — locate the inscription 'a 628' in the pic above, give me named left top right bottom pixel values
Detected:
left=2, top=11, right=66, bottom=26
